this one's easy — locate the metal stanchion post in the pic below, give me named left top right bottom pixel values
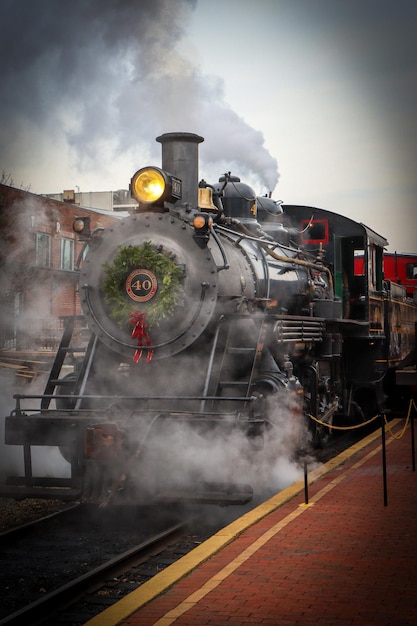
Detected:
left=381, top=413, right=388, bottom=506
left=304, top=459, right=309, bottom=505
left=411, top=400, right=415, bottom=472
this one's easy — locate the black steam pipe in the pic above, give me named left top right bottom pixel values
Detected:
left=156, top=132, right=204, bottom=208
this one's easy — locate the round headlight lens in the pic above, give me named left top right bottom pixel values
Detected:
left=131, top=168, right=166, bottom=204
left=73, top=218, right=86, bottom=233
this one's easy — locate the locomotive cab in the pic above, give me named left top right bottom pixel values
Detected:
left=282, top=204, right=387, bottom=323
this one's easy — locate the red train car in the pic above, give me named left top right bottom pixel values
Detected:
left=354, top=252, right=417, bottom=299
left=383, top=253, right=417, bottom=298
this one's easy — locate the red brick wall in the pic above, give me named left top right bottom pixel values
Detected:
left=0, top=184, right=118, bottom=348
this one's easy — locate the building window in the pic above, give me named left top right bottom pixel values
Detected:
left=60, top=237, right=74, bottom=270
left=35, top=232, right=51, bottom=267
left=406, top=263, right=417, bottom=279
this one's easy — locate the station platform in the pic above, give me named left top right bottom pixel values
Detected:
left=85, top=414, right=417, bottom=626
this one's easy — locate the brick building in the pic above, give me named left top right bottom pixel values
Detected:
left=0, top=184, right=118, bottom=351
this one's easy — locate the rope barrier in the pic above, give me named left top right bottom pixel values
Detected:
left=303, top=396, right=417, bottom=507
left=307, top=412, right=379, bottom=430
left=307, top=397, right=417, bottom=438
left=383, top=397, right=417, bottom=440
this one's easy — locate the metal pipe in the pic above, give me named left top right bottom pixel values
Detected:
left=156, top=132, right=204, bottom=208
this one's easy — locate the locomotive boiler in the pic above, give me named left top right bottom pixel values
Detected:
left=5, top=132, right=415, bottom=505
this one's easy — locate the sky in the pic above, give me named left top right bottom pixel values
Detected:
left=1, top=0, right=416, bottom=252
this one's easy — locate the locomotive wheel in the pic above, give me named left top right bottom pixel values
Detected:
left=311, top=414, right=333, bottom=449
left=349, top=390, right=379, bottom=435
left=302, top=364, right=334, bottom=449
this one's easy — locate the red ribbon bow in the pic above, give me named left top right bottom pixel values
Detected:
left=130, top=311, right=153, bottom=363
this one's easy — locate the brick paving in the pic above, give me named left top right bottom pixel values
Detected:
left=89, top=421, right=417, bottom=626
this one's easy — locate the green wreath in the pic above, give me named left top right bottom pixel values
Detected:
left=102, top=242, right=183, bottom=328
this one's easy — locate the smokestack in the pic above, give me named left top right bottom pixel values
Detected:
left=156, top=132, right=204, bottom=208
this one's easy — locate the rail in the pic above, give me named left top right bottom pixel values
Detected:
left=0, top=522, right=186, bottom=626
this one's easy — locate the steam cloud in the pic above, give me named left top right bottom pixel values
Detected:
left=1, top=0, right=279, bottom=192
left=0, top=372, right=71, bottom=481
left=0, top=0, right=289, bottom=498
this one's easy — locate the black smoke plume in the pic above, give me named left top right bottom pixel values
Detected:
left=1, top=0, right=278, bottom=192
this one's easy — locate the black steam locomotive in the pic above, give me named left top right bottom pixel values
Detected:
left=4, top=132, right=417, bottom=505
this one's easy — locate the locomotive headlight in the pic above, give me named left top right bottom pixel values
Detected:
left=73, top=216, right=91, bottom=240
left=130, top=167, right=181, bottom=206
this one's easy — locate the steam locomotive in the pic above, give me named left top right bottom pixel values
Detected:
left=4, top=132, right=417, bottom=505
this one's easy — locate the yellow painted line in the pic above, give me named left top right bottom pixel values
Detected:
left=83, top=420, right=400, bottom=626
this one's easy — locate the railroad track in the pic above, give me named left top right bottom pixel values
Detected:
left=0, top=504, right=188, bottom=626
